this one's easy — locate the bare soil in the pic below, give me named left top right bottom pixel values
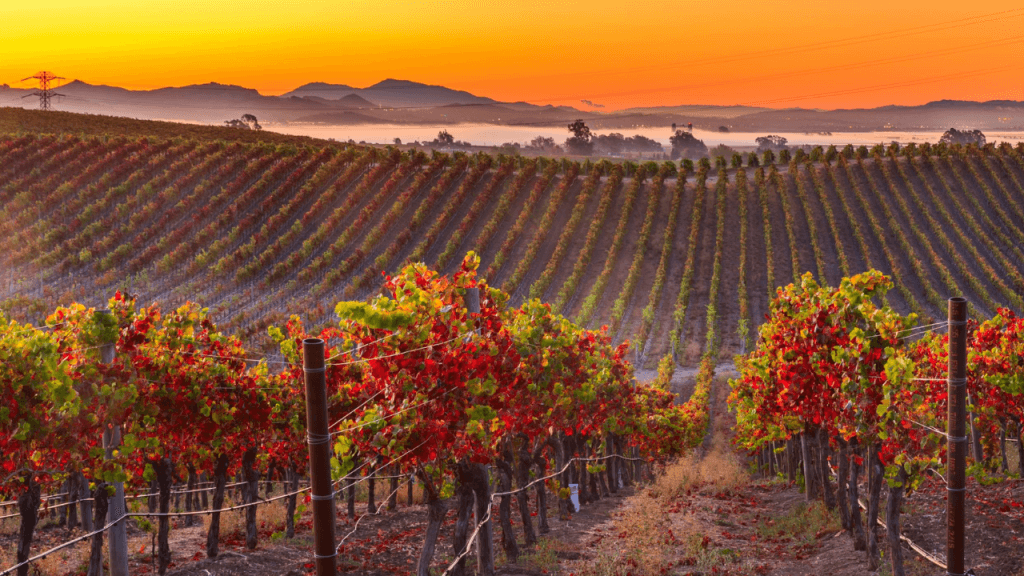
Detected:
left=488, top=172, right=560, bottom=290
left=763, top=171, right=794, bottom=288
left=882, top=158, right=1001, bottom=317
left=860, top=161, right=946, bottom=318
left=506, top=176, right=583, bottom=308
left=794, top=166, right=842, bottom=286
left=613, top=175, right=676, bottom=349
left=900, top=473, right=1024, bottom=576
left=263, top=160, right=380, bottom=298
left=537, top=175, right=610, bottom=305
left=426, top=169, right=508, bottom=275
left=816, top=163, right=868, bottom=276
left=714, top=176, right=743, bottom=364
left=346, top=169, right=471, bottom=303
left=677, top=179, right=717, bottom=367
left=742, top=170, right=769, bottom=343
left=778, top=170, right=817, bottom=280
left=828, top=162, right=913, bottom=316
left=585, top=176, right=653, bottom=330
left=559, top=174, right=636, bottom=320
left=473, top=173, right=540, bottom=275
left=636, top=179, right=692, bottom=368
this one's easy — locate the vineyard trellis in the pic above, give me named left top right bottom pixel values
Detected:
left=729, top=266, right=1024, bottom=575
left=1, top=254, right=713, bottom=576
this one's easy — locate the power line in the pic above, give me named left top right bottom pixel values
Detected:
left=20, top=71, right=66, bottom=111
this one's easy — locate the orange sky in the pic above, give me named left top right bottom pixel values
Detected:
left=3, top=0, right=1023, bottom=111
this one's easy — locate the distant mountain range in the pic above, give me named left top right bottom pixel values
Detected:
left=2, top=78, right=1022, bottom=132
left=281, top=79, right=499, bottom=108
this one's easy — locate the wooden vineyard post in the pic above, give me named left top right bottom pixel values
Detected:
left=97, top=308, right=129, bottom=576
left=303, top=338, right=337, bottom=576
left=947, top=297, right=967, bottom=576
left=464, top=287, right=495, bottom=576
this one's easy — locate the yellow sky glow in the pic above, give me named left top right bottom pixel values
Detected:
left=3, top=0, right=1023, bottom=111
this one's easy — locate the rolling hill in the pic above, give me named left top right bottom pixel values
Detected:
left=2, top=110, right=1024, bottom=367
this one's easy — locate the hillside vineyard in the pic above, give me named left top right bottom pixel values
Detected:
left=3, top=135, right=1024, bottom=366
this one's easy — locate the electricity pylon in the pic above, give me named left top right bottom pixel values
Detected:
left=21, top=71, right=66, bottom=110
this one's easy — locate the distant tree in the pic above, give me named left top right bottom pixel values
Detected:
left=762, top=149, right=775, bottom=166
left=526, top=136, right=561, bottom=155
left=529, top=136, right=555, bottom=150
left=746, top=152, right=760, bottom=167
left=224, top=113, right=262, bottom=130
left=841, top=144, right=855, bottom=159
left=755, top=135, right=788, bottom=151
left=569, top=119, right=593, bottom=139
left=698, top=157, right=711, bottom=172
left=393, top=137, right=402, bottom=145
left=671, top=122, right=677, bottom=132
left=871, top=144, right=885, bottom=156
left=792, top=148, right=806, bottom=163
left=714, top=155, right=727, bottom=169
left=435, top=130, right=455, bottom=146
left=708, top=144, right=737, bottom=161
left=731, top=153, right=743, bottom=169
left=939, top=128, right=986, bottom=146
left=902, top=142, right=917, bottom=158
left=681, top=158, right=695, bottom=173
left=241, top=114, right=261, bottom=130
left=778, top=149, right=791, bottom=163
left=856, top=145, right=869, bottom=159
left=593, top=132, right=625, bottom=155
left=565, top=119, right=594, bottom=155
left=669, top=130, right=708, bottom=160
left=809, top=146, right=824, bottom=162
left=497, top=143, right=520, bottom=156
left=718, top=126, right=730, bottom=133
left=594, top=133, right=662, bottom=155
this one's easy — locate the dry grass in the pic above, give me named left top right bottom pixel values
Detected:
left=684, top=341, right=702, bottom=363
left=653, top=429, right=749, bottom=501
left=517, top=536, right=572, bottom=572
left=0, top=508, right=94, bottom=575
left=30, top=542, right=90, bottom=575
left=570, top=433, right=749, bottom=576
left=755, top=500, right=840, bottom=546
left=0, top=515, right=19, bottom=535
